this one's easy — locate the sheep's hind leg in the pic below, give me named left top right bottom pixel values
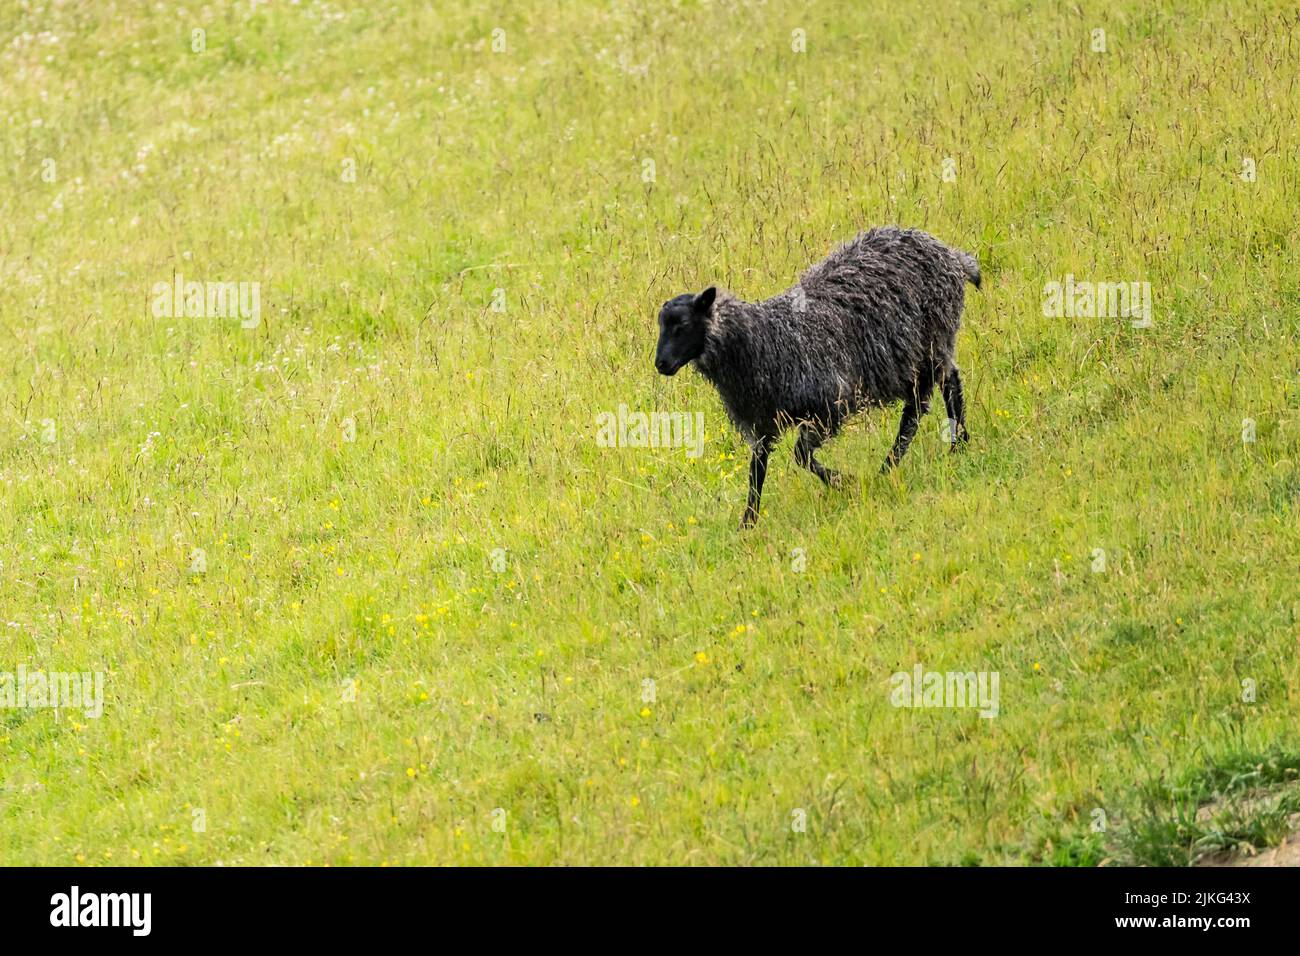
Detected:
left=940, top=367, right=970, bottom=448
left=882, top=373, right=934, bottom=472
left=794, top=424, right=844, bottom=488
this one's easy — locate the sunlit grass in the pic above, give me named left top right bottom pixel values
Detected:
left=0, top=0, right=1296, bottom=865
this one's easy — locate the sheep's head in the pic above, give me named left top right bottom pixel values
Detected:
left=654, top=287, right=715, bottom=376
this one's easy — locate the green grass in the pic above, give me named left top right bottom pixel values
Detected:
left=1, top=0, right=1297, bottom=865
left=1119, top=745, right=1300, bottom=866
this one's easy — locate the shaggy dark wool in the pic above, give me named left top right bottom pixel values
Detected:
left=654, top=226, right=980, bottom=527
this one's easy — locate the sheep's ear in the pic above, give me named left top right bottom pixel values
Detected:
left=693, top=286, right=717, bottom=314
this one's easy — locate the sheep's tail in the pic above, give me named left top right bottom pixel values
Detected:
left=955, top=249, right=981, bottom=289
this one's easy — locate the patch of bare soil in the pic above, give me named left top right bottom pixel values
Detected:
left=1198, top=832, right=1300, bottom=867
left=1194, top=786, right=1300, bottom=867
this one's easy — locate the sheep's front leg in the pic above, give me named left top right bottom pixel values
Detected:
left=741, top=444, right=770, bottom=528
left=795, top=424, right=843, bottom=488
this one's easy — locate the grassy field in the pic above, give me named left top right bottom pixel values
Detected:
left=1, top=0, right=1297, bottom=866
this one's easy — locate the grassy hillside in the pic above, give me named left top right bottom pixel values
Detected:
left=0, top=0, right=1296, bottom=865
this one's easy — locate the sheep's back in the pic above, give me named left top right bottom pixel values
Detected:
left=789, top=227, right=968, bottom=404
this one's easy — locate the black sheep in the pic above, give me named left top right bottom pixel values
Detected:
left=654, top=226, right=980, bottom=527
